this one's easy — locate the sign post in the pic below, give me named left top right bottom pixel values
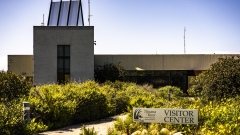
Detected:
left=23, top=102, right=30, bottom=123
left=133, top=108, right=198, bottom=125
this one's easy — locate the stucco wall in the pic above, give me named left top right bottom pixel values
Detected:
left=94, top=54, right=239, bottom=70
left=34, top=26, right=94, bottom=84
left=8, top=55, right=33, bottom=77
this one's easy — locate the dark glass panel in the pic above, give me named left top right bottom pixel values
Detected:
left=49, top=2, right=60, bottom=26
left=59, top=1, right=70, bottom=26
left=64, top=46, right=70, bottom=56
left=68, top=1, right=79, bottom=26
left=65, top=58, right=70, bottom=72
left=57, top=72, right=65, bottom=84
left=123, top=70, right=189, bottom=92
left=57, top=58, right=64, bottom=70
left=57, top=45, right=70, bottom=84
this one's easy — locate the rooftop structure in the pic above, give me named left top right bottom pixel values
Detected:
left=48, top=0, right=84, bottom=26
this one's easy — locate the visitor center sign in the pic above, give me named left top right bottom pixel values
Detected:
left=133, top=108, right=198, bottom=125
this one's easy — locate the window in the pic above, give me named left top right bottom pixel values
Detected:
left=57, top=45, right=70, bottom=84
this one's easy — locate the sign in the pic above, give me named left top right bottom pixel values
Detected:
left=133, top=108, right=198, bottom=125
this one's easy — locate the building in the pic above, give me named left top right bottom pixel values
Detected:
left=7, top=0, right=240, bottom=92
left=34, top=26, right=94, bottom=84
left=8, top=55, right=33, bottom=80
left=8, top=54, right=239, bottom=92
left=34, top=0, right=94, bottom=84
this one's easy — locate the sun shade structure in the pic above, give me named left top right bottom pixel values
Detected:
left=48, top=0, right=84, bottom=26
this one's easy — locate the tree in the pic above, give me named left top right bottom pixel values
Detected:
left=0, top=71, right=31, bottom=101
left=188, top=56, right=240, bottom=100
left=94, top=62, right=125, bottom=83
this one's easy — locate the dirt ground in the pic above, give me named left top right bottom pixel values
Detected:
left=39, top=115, right=126, bottom=135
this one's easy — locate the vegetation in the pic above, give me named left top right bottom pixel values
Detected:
left=94, top=62, right=125, bottom=83
left=0, top=71, right=31, bottom=102
left=188, top=56, right=240, bottom=100
left=79, top=126, right=98, bottom=135
left=1, top=57, right=240, bottom=134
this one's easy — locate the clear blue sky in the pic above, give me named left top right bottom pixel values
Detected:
left=0, top=0, right=240, bottom=70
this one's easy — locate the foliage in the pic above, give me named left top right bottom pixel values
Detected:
left=72, top=85, right=108, bottom=123
left=29, top=84, right=76, bottom=129
left=26, top=118, right=48, bottom=134
left=114, top=115, right=145, bottom=134
left=94, top=62, right=125, bottom=83
left=158, top=86, right=183, bottom=100
left=29, top=81, right=108, bottom=129
left=0, top=100, right=28, bottom=135
left=2, top=77, right=240, bottom=134
left=0, top=71, right=31, bottom=102
left=197, top=98, right=240, bottom=134
left=188, top=56, right=240, bottom=100
left=79, top=125, right=98, bottom=135
left=107, top=84, right=240, bottom=134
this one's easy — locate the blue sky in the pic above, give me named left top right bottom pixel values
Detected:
left=0, top=0, right=240, bottom=70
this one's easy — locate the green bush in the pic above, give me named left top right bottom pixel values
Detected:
left=114, top=115, right=145, bottom=134
left=95, top=62, right=125, bottom=83
left=188, top=56, right=240, bottom=100
left=26, top=118, right=48, bottom=134
left=0, top=71, right=31, bottom=102
left=197, top=98, right=240, bottom=134
left=100, top=82, right=131, bottom=115
left=29, top=81, right=109, bottom=129
left=158, top=86, right=183, bottom=99
left=29, top=84, right=76, bottom=129
left=109, top=95, right=240, bottom=134
left=79, top=125, right=98, bottom=135
left=0, top=100, right=28, bottom=135
left=73, top=88, right=108, bottom=123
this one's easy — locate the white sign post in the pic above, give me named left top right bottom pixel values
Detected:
left=133, top=108, right=198, bottom=125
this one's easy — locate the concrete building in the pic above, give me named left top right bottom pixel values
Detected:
left=8, top=54, right=239, bottom=92
left=34, top=26, right=94, bottom=84
left=32, top=0, right=95, bottom=84
left=6, top=0, right=240, bottom=92
left=8, top=55, right=33, bottom=80
left=94, top=54, right=228, bottom=71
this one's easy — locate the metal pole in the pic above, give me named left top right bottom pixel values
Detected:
left=184, top=27, right=186, bottom=54
left=23, top=102, right=30, bottom=123
left=168, top=90, right=171, bottom=101
left=88, top=0, right=90, bottom=26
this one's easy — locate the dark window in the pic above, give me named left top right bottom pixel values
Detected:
left=124, top=70, right=189, bottom=93
left=57, top=45, right=70, bottom=84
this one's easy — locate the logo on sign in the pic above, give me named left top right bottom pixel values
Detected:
left=133, top=109, right=144, bottom=122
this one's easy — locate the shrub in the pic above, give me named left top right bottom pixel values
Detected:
left=188, top=56, right=240, bottom=100
left=0, top=71, right=31, bottom=102
left=79, top=126, right=98, bottom=135
left=114, top=115, right=145, bottom=134
left=100, top=82, right=130, bottom=115
left=73, top=88, right=108, bottom=123
left=26, top=118, right=48, bottom=134
left=158, top=86, right=183, bottom=100
left=198, top=97, right=240, bottom=134
left=0, top=99, right=28, bottom=135
left=29, top=81, right=109, bottom=129
left=29, top=84, right=76, bottom=129
left=95, top=62, right=125, bottom=83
